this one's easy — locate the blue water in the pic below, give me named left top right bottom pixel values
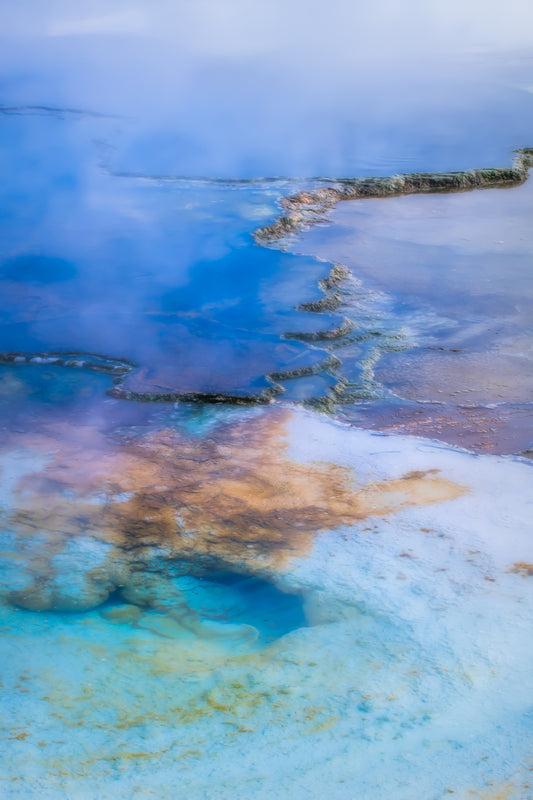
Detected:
left=0, top=112, right=332, bottom=398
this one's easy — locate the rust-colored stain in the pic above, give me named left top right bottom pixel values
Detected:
left=463, top=783, right=520, bottom=800
left=508, top=562, right=533, bottom=577
left=2, top=408, right=466, bottom=610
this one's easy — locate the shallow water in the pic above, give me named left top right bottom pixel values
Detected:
left=1, top=3, right=533, bottom=798
left=295, top=178, right=533, bottom=454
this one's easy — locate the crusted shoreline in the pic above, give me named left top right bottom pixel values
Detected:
left=254, top=148, right=533, bottom=244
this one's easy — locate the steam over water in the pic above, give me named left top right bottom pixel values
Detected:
left=1, top=2, right=533, bottom=798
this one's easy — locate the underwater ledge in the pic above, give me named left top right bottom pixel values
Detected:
left=0, top=351, right=342, bottom=405
left=0, top=262, right=353, bottom=408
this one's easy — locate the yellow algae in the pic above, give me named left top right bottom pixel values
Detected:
left=10, top=731, right=29, bottom=741
left=30, top=641, right=297, bottom=742
left=307, top=715, right=340, bottom=733
left=80, top=747, right=173, bottom=765
left=463, top=784, right=520, bottom=799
